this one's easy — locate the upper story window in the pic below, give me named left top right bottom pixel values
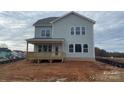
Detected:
left=46, top=30, right=50, bottom=37
left=75, top=44, right=82, bottom=52
left=71, top=27, right=74, bottom=35
left=71, top=27, right=86, bottom=35
left=69, top=44, right=74, bottom=53
left=83, top=44, right=88, bottom=53
left=76, top=27, right=80, bottom=35
left=41, top=29, right=50, bottom=38
left=82, top=27, right=85, bottom=35
left=41, top=30, right=45, bottom=37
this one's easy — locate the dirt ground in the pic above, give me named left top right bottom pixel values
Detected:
left=0, top=60, right=124, bottom=82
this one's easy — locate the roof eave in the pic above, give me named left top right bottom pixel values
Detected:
left=50, top=11, right=96, bottom=24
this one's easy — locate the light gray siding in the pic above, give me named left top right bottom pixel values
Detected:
left=35, top=26, right=52, bottom=38
left=52, top=14, right=95, bottom=59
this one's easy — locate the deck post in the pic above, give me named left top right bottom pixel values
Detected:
left=62, top=43, right=64, bottom=63
left=37, top=59, right=40, bottom=64
left=50, top=60, right=52, bottom=63
left=62, top=58, right=63, bottom=63
left=26, top=42, right=29, bottom=60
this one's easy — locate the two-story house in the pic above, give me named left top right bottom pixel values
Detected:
left=26, top=11, right=96, bottom=63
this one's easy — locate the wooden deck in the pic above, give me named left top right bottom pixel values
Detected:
left=27, top=52, right=65, bottom=62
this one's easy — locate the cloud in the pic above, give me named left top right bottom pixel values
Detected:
left=0, top=11, right=124, bottom=52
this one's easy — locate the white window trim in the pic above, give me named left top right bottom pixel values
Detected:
left=41, top=29, right=51, bottom=38
left=75, top=27, right=80, bottom=35
left=71, top=27, right=74, bottom=35
left=75, top=44, right=82, bottom=53
left=69, top=43, right=89, bottom=53
left=69, top=44, right=74, bottom=53
left=81, top=26, right=86, bottom=35
left=46, top=30, right=50, bottom=37
left=83, top=44, right=88, bottom=53
left=70, top=26, right=86, bottom=36
left=38, top=44, right=52, bottom=52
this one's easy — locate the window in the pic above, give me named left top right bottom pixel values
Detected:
left=38, top=45, right=42, bottom=52
left=71, top=27, right=85, bottom=36
left=55, top=46, right=59, bottom=55
left=48, top=45, right=52, bottom=52
left=41, top=30, right=45, bottom=36
left=76, top=27, right=80, bottom=35
left=41, top=29, right=51, bottom=38
left=46, top=30, right=50, bottom=37
left=75, top=44, right=82, bottom=52
left=69, top=44, right=73, bottom=52
left=82, top=27, right=85, bottom=35
left=43, top=45, right=47, bottom=52
left=83, top=44, right=88, bottom=53
left=71, top=27, right=74, bottom=35
left=38, top=44, right=52, bottom=52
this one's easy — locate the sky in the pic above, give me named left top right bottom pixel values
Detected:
left=0, top=11, right=124, bottom=52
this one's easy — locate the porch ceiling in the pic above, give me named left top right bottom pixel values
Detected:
left=26, top=38, right=65, bottom=44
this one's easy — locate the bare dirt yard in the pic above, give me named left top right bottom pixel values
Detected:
left=0, top=59, right=124, bottom=82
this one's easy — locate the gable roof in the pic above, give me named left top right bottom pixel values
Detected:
left=33, top=17, right=59, bottom=26
left=33, top=11, right=95, bottom=26
left=50, top=11, right=96, bottom=24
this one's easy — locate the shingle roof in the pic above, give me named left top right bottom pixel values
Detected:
left=33, top=17, right=59, bottom=26
left=33, top=11, right=95, bottom=26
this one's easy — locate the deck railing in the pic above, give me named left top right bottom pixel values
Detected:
left=27, top=52, right=65, bottom=61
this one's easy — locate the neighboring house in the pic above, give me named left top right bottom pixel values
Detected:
left=26, top=11, right=95, bottom=62
left=0, top=48, right=11, bottom=58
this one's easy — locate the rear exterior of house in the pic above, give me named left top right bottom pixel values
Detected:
left=26, top=11, right=95, bottom=62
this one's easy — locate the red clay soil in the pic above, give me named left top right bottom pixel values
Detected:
left=1, top=60, right=123, bottom=82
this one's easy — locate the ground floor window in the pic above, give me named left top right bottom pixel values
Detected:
left=69, top=43, right=88, bottom=53
left=38, top=44, right=52, bottom=52
left=69, top=44, right=74, bottom=52
left=48, top=45, right=52, bottom=52
left=55, top=46, right=59, bottom=55
left=83, top=44, right=88, bottom=53
left=38, top=45, right=42, bottom=52
left=75, top=44, right=82, bottom=52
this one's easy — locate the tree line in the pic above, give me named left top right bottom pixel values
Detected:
left=95, top=47, right=124, bottom=58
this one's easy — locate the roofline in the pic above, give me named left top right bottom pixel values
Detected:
left=33, top=17, right=59, bottom=26
left=26, top=38, right=65, bottom=44
left=50, top=11, right=96, bottom=24
left=26, top=38, right=65, bottom=41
